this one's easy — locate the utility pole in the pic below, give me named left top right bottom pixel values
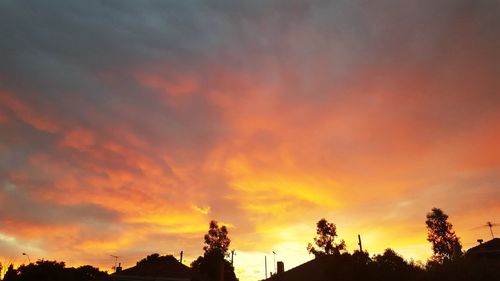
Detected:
left=264, top=256, right=268, bottom=279
left=358, top=235, right=363, bottom=252
left=272, top=251, right=277, bottom=274
left=231, top=250, right=235, bottom=265
left=180, top=251, right=183, bottom=264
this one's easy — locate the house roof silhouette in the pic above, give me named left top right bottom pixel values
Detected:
left=263, top=256, right=339, bottom=281
left=108, top=255, right=205, bottom=281
left=466, top=238, right=500, bottom=258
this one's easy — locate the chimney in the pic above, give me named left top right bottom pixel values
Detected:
left=277, top=261, right=284, bottom=275
left=115, top=263, right=122, bottom=273
left=477, top=239, right=484, bottom=245
left=180, top=251, right=183, bottom=263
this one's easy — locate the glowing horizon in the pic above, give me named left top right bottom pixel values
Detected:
left=1, top=1, right=499, bottom=281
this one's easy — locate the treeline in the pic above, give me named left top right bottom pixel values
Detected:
left=1, top=261, right=108, bottom=281
left=299, top=207, right=500, bottom=281
left=1, top=208, right=498, bottom=281
left=285, top=248, right=500, bottom=281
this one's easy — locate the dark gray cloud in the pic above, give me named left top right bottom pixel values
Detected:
left=0, top=180, right=120, bottom=226
left=1, top=0, right=499, bottom=116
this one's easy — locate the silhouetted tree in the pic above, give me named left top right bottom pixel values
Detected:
left=138, top=253, right=161, bottom=264
left=308, top=218, right=346, bottom=257
left=425, top=208, right=462, bottom=263
left=191, top=220, right=237, bottom=281
left=203, top=220, right=231, bottom=259
left=370, top=249, right=424, bottom=281
left=136, top=253, right=176, bottom=265
left=71, top=265, right=108, bottom=281
left=374, top=249, right=406, bottom=269
left=3, top=264, right=18, bottom=281
left=352, top=250, right=371, bottom=265
left=373, top=249, right=408, bottom=276
left=16, top=260, right=67, bottom=281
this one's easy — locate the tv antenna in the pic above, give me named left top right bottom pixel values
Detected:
left=472, top=221, right=498, bottom=239
left=230, top=250, right=236, bottom=265
left=110, top=255, right=119, bottom=270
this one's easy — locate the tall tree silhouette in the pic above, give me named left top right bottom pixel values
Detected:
left=425, top=207, right=462, bottom=263
left=203, top=220, right=231, bottom=258
left=191, top=220, right=237, bottom=281
left=308, top=218, right=346, bottom=257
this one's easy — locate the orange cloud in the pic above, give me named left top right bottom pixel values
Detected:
left=0, top=90, right=61, bottom=133
left=60, top=129, right=96, bottom=150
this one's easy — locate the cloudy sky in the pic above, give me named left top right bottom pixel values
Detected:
left=1, top=0, right=499, bottom=280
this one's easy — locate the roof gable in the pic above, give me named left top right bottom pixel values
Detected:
left=265, top=256, right=340, bottom=281
left=112, top=256, right=202, bottom=281
left=467, top=238, right=500, bottom=253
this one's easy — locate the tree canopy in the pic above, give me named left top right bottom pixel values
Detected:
left=203, top=220, right=231, bottom=258
left=308, top=218, right=346, bottom=257
left=136, top=253, right=177, bottom=265
left=425, top=207, right=462, bottom=263
left=191, top=220, right=237, bottom=281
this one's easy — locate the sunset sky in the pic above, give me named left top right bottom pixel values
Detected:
left=0, top=1, right=499, bottom=280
